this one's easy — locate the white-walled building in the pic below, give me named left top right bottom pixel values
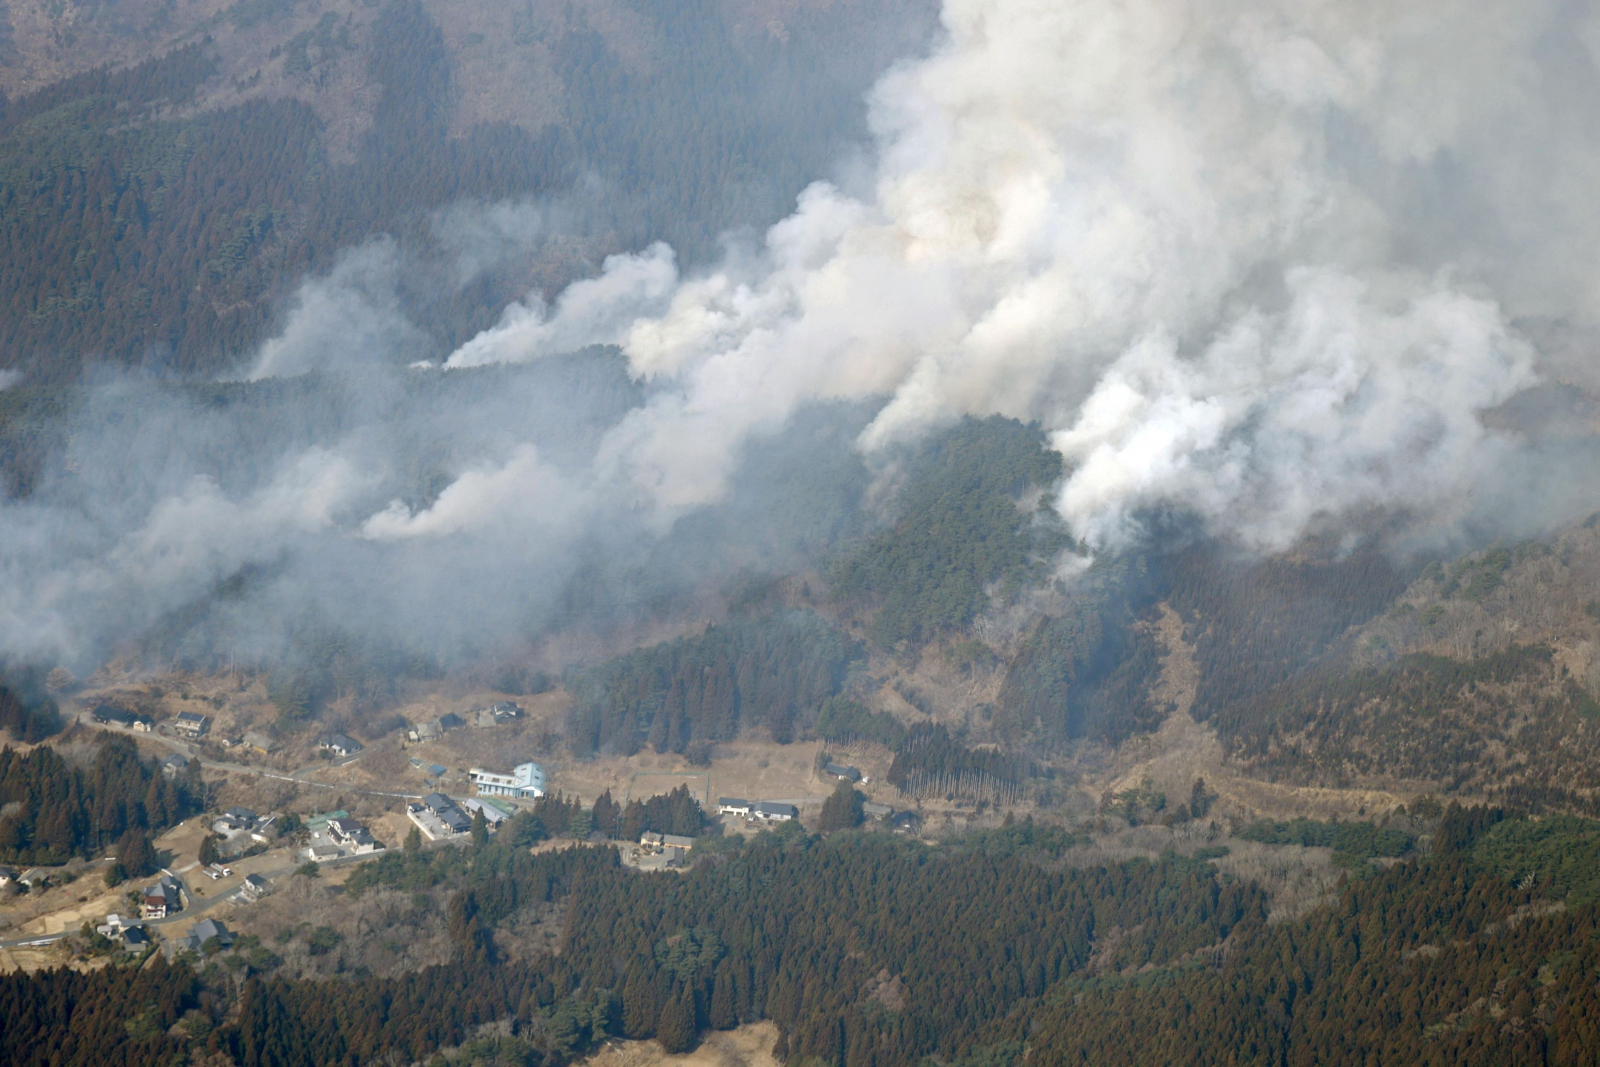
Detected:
left=468, top=762, right=546, bottom=799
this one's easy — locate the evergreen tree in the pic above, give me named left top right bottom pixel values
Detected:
left=117, top=827, right=158, bottom=879
left=199, top=833, right=222, bottom=867
left=592, top=789, right=621, bottom=838
left=657, top=983, right=698, bottom=1054
left=709, top=958, right=739, bottom=1030
left=622, top=966, right=659, bottom=1040
left=470, top=808, right=489, bottom=846
left=819, top=779, right=864, bottom=832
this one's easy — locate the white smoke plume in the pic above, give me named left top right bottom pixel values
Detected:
left=2, top=0, right=1598, bottom=672
left=446, top=0, right=1600, bottom=550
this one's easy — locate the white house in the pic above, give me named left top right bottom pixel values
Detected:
left=318, top=732, right=363, bottom=758
left=717, top=798, right=752, bottom=817
left=141, top=876, right=183, bottom=920
left=468, top=762, right=546, bottom=799
left=327, top=817, right=382, bottom=854
left=753, top=802, right=798, bottom=822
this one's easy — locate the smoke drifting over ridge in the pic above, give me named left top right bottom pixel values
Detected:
left=447, top=0, right=1600, bottom=549
left=3, top=0, right=1600, bottom=673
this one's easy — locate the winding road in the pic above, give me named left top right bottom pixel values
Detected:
left=77, top=711, right=425, bottom=801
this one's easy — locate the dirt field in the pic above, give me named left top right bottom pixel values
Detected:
left=0, top=813, right=221, bottom=938
left=546, top=737, right=835, bottom=812
left=581, top=1023, right=780, bottom=1067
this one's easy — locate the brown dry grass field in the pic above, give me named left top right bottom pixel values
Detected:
left=581, top=1022, right=780, bottom=1067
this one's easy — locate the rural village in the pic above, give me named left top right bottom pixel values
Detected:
left=0, top=674, right=922, bottom=975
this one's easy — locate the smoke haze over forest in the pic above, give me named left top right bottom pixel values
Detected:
left=2, top=0, right=1600, bottom=675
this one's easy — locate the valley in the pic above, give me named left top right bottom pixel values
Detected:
left=5, top=0, right=1600, bottom=1064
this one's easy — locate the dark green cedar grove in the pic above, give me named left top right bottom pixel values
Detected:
left=0, top=0, right=938, bottom=380
left=8, top=806, right=1600, bottom=1067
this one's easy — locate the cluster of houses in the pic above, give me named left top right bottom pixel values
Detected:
left=407, top=701, right=523, bottom=743
left=213, top=806, right=261, bottom=834
left=474, top=701, right=523, bottom=727
left=406, top=792, right=514, bottom=840
left=818, top=762, right=902, bottom=823
left=96, top=911, right=248, bottom=958
left=0, top=865, right=61, bottom=890
left=717, top=798, right=800, bottom=822
left=302, top=811, right=384, bottom=861
left=407, top=713, right=464, bottom=743
left=99, top=905, right=256, bottom=958
left=91, top=705, right=211, bottom=739
left=638, top=831, right=696, bottom=867
left=211, top=807, right=279, bottom=857
left=95, top=913, right=151, bottom=952
left=408, top=793, right=473, bottom=839
left=92, top=705, right=153, bottom=731
left=717, top=795, right=898, bottom=825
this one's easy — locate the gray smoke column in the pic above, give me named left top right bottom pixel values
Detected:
left=446, top=0, right=1599, bottom=550
left=2, top=0, right=1598, bottom=672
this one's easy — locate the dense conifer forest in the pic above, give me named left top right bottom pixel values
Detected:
left=0, top=734, right=199, bottom=865
left=0, top=0, right=938, bottom=378
left=1221, top=644, right=1600, bottom=813
left=3, top=7, right=1600, bottom=1064
left=831, top=416, right=1068, bottom=649
left=5, top=805, right=1600, bottom=1066
left=565, top=610, right=859, bottom=755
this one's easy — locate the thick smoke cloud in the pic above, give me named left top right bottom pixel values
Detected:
left=3, top=0, right=1599, bottom=673
left=449, top=0, right=1600, bottom=550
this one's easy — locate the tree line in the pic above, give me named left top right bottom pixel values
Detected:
left=566, top=610, right=857, bottom=755
left=830, top=416, right=1068, bottom=650
left=8, top=805, right=1600, bottom=1064
left=0, top=734, right=199, bottom=866
left=0, top=0, right=937, bottom=380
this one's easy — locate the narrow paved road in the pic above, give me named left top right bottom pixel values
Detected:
left=76, top=711, right=424, bottom=800
left=0, top=842, right=433, bottom=950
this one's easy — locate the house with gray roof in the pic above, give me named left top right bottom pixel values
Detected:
left=824, top=762, right=862, bottom=783
left=172, top=711, right=210, bottom=737
left=753, top=802, right=799, bottom=822
left=318, top=732, right=363, bottom=758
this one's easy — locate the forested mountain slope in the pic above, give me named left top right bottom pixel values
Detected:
left=6, top=806, right=1600, bottom=1066
left=0, top=0, right=938, bottom=378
